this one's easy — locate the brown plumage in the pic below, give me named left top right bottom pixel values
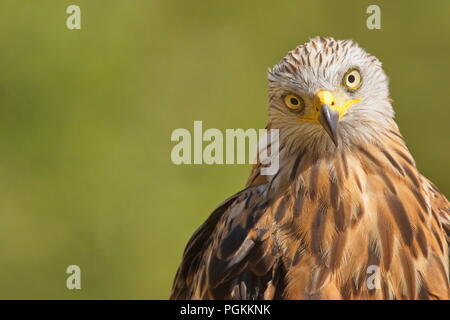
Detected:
left=171, top=37, right=449, bottom=300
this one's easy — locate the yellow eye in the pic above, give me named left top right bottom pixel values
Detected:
left=284, top=94, right=304, bottom=111
left=343, top=69, right=362, bottom=90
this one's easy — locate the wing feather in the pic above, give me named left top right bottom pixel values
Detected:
left=170, top=184, right=285, bottom=299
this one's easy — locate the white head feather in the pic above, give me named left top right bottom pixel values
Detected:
left=268, top=36, right=396, bottom=156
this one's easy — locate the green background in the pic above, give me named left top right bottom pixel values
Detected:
left=0, top=1, right=448, bottom=299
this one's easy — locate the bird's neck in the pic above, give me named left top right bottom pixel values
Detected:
left=249, top=124, right=417, bottom=210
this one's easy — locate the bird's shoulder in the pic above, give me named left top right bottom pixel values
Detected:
left=421, top=176, right=450, bottom=246
left=170, top=183, right=286, bottom=299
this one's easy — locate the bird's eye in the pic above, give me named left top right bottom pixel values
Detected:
left=343, top=69, right=362, bottom=91
left=284, top=94, right=304, bottom=111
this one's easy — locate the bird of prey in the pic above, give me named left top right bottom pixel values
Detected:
left=171, top=37, right=450, bottom=300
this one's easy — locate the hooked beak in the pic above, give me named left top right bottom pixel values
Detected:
left=298, top=90, right=360, bottom=147
left=318, top=105, right=339, bottom=146
left=314, top=90, right=359, bottom=147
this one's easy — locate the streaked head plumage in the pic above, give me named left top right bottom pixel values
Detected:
left=268, top=36, right=395, bottom=153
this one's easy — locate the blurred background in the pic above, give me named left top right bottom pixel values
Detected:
left=0, top=0, right=448, bottom=299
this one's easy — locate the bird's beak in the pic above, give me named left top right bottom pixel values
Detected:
left=314, top=90, right=360, bottom=147
left=318, top=104, right=339, bottom=146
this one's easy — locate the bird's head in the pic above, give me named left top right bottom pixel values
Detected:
left=268, top=37, right=394, bottom=153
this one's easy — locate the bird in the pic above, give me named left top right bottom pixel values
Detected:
left=170, top=37, right=450, bottom=300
